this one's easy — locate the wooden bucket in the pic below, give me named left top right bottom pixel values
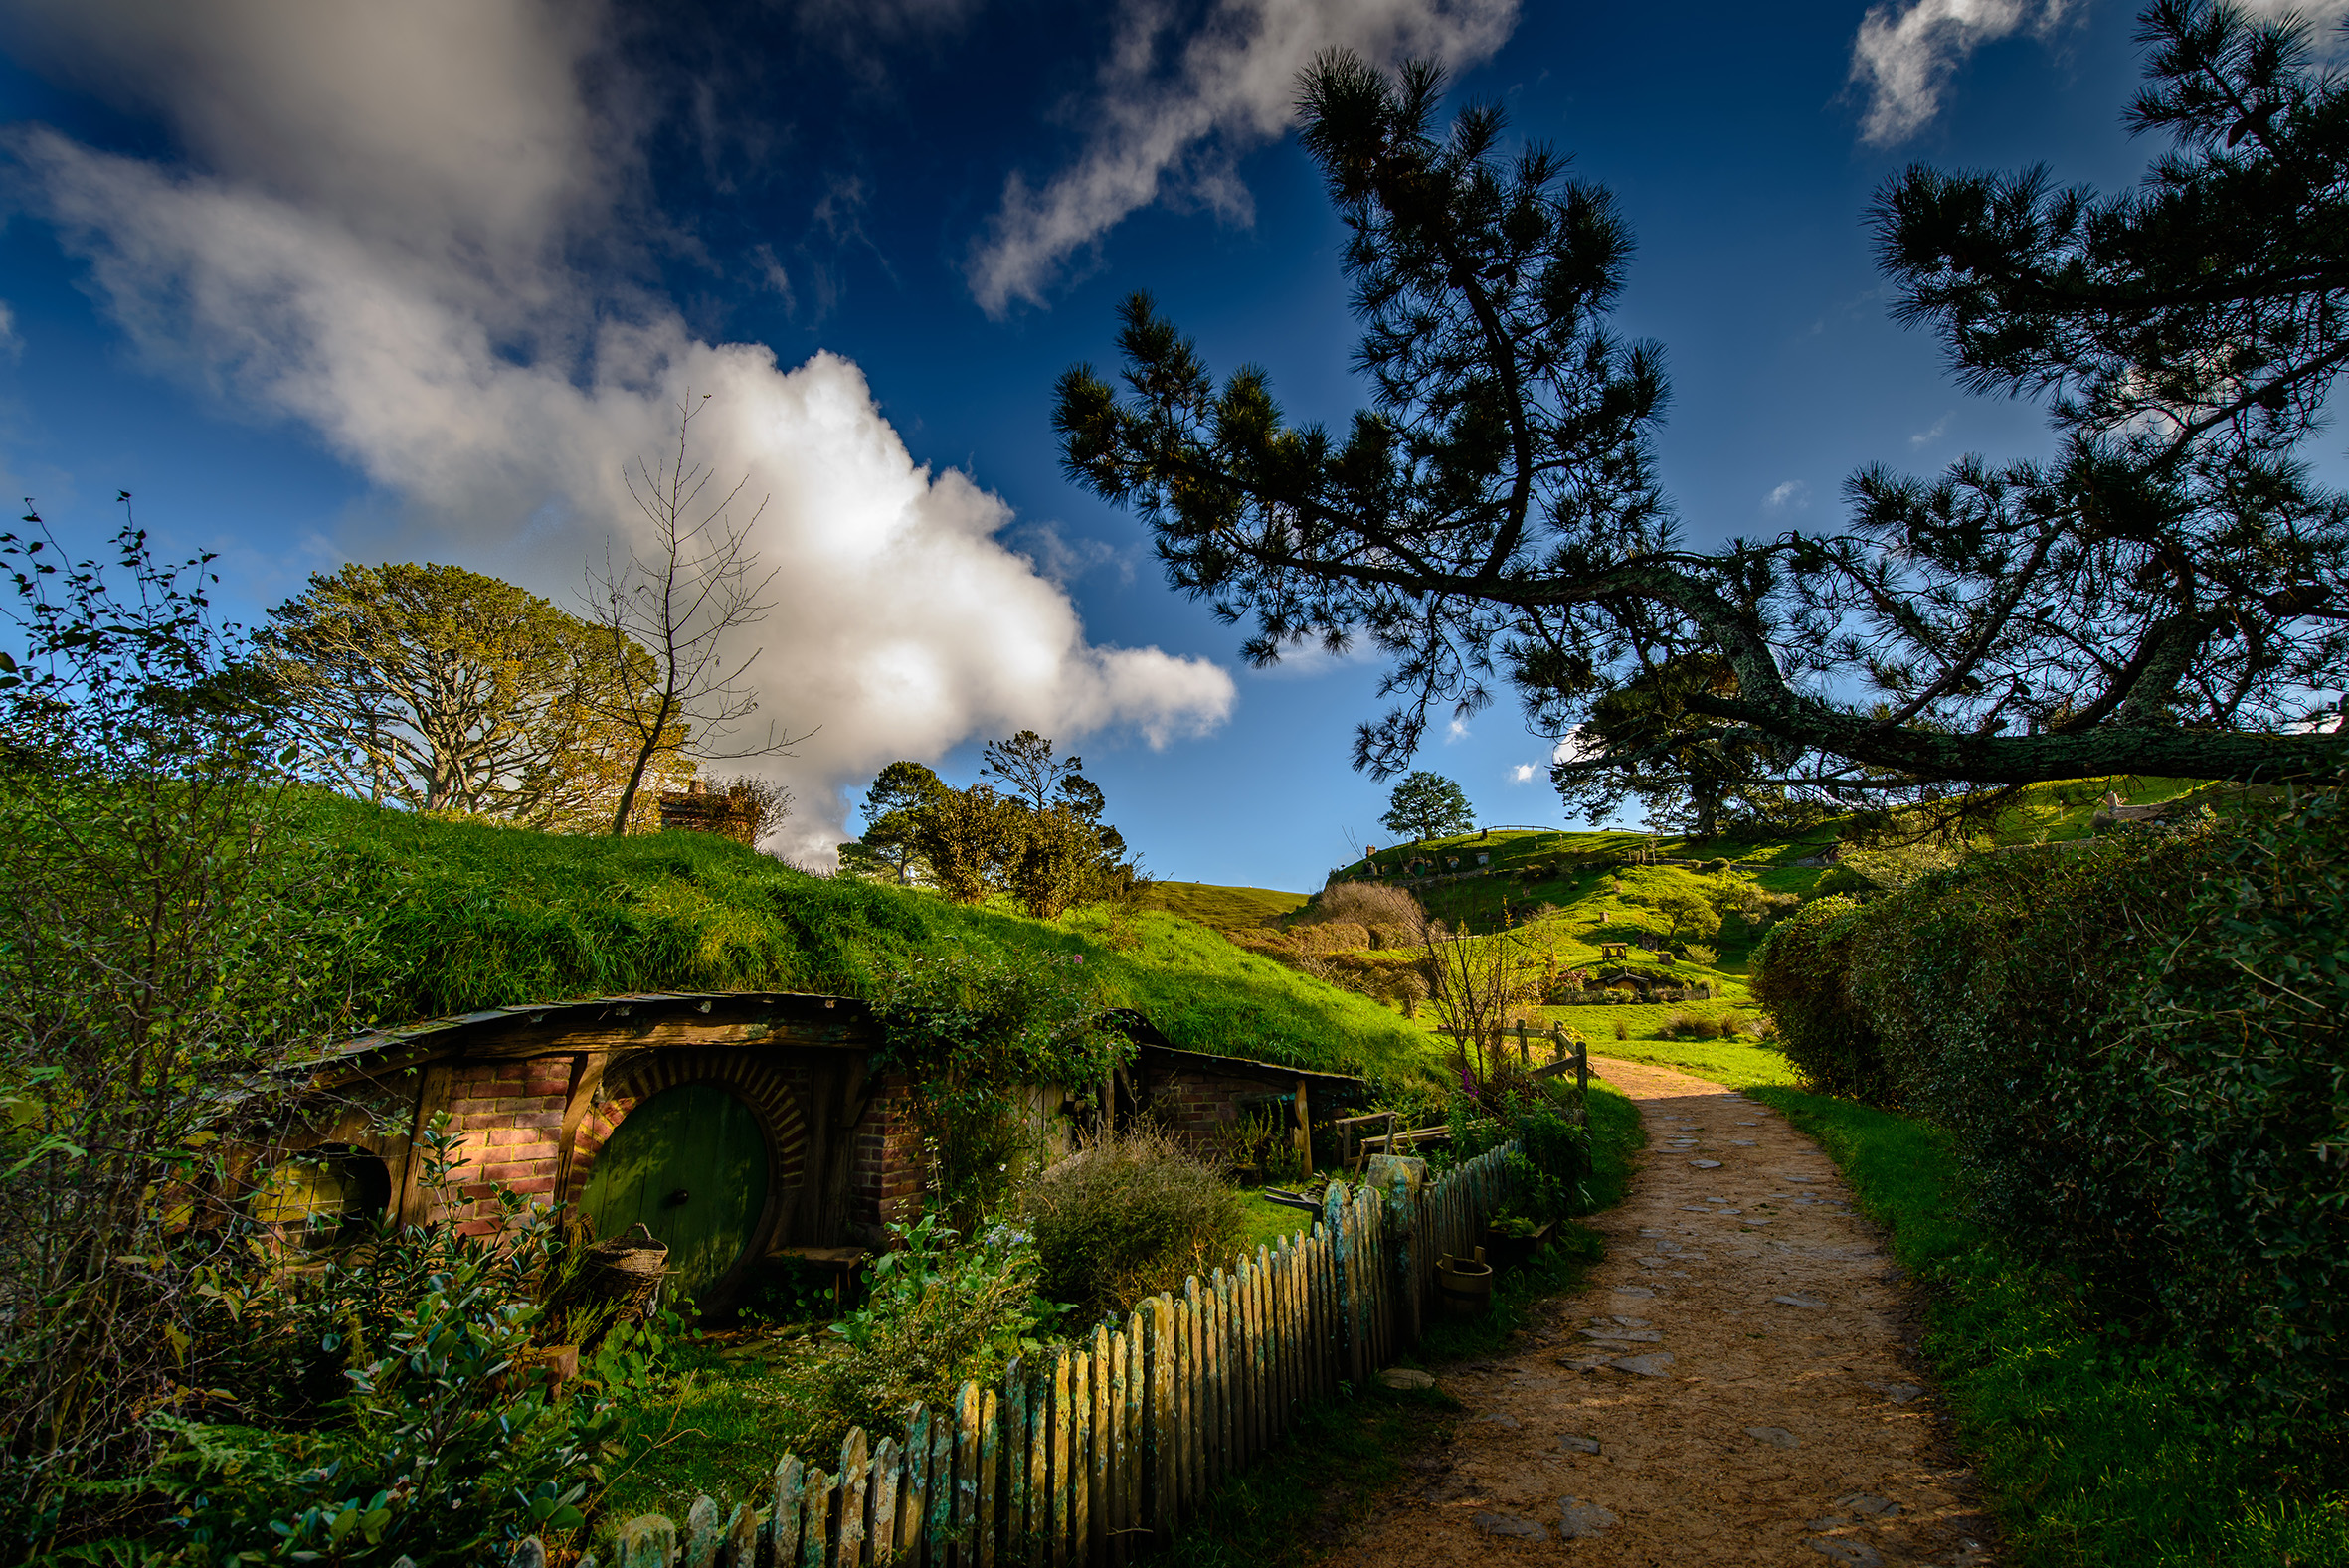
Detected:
left=1435, top=1248, right=1495, bottom=1319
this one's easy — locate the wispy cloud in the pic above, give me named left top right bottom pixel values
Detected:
left=1909, top=411, right=1953, bottom=447
left=0, top=301, right=18, bottom=360
left=967, top=0, right=1520, bottom=316
left=8, top=0, right=1233, bottom=860
left=1444, top=716, right=1471, bottom=743
left=1764, top=479, right=1811, bottom=513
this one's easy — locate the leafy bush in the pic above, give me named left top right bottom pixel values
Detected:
left=156, top=1142, right=668, bottom=1567
left=872, top=950, right=1131, bottom=1228
left=1310, top=881, right=1425, bottom=930
left=794, top=1216, right=1058, bottom=1455
left=1019, top=1130, right=1244, bottom=1316
left=1746, top=895, right=1892, bottom=1101
left=1677, top=944, right=1719, bottom=967
left=1752, top=794, right=2349, bottom=1455
left=1657, top=1009, right=1720, bottom=1040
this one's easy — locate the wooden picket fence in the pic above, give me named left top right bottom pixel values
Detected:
left=552, top=1143, right=1519, bottom=1568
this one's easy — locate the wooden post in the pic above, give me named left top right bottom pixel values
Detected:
left=1291, top=1077, right=1311, bottom=1172
left=801, top=1470, right=833, bottom=1568
left=955, top=1383, right=982, bottom=1564
left=838, top=1430, right=871, bottom=1568
left=1089, top=1325, right=1112, bottom=1561
left=1050, top=1353, right=1072, bottom=1567
left=393, top=1062, right=453, bottom=1227
left=871, top=1439, right=903, bottom=1568
left=926, top=1406, right=955, bottom=1564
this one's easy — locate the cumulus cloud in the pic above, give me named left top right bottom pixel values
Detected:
left=1849, top=0, right=2070, bottom=145
left=1763, top=479, right=1810, bottom=512
left=7, top=0, right=1234, bottom=859
left=967, top=0, right=1520, bottom=315
left=1509, top=762, right=1536, bottom=784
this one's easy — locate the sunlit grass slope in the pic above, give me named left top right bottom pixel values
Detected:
left=1137, top=881, right=1309, bottom=932
left=290, top=792, right=1430, bottom=1081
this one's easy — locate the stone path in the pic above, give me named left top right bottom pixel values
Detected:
left=1337, top=1058, right=1998, bottom=1567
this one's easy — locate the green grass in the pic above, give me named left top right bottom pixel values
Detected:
left=1749, top=1087, right=2349, bottom=1568
left=286, top=791, right=1430, bottom=1079
left=1138, top=882, right=1309, bottom=932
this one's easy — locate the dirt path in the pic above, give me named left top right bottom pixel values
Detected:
left=1338, top=1058, right=1997, bottom=1568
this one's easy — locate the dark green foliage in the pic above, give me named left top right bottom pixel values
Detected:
left=792, top=1216, right=1059, bottom=1459
left=1018, top=1129, right=1244, bottom=1317
left=1751, top=793, right=2349, bottom=1455
left=156, top=1131, right=670, bottom=1567
left=1745, top=896, right=1890, bottom=1102
left=871, top=951, right=1130, bottom=1227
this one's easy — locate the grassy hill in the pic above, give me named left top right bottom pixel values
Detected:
left=284, top=791, right=1429, bottom=1082
left=1137, top=881, right=1308, bottom=932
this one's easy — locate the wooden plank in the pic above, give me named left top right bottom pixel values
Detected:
left=391, top=1062, right=454, bottom=1227
left=978, top=1389, right=999, bottom=1568
left=902, top=1408, right=932, bottom=1568
left=1002, top=1359, right=1028, bottom=1565
left=838, top=1429, right=871, bottom=1568
left=870, top=1439, right=903, bottom=1568
left=770, top=1456, right=807, bottom=1568
left=800, top=1469, right=832, bottom=1568
left=1088, top=1325, right=1111, bottom=1562
left=925, top=1405, right=955, bottom=1565
left=1204, top=1272, right=1226, bottom=1488
left=1183, top=1276, right=1203, bottom=1506
left=1025, top=1363, right=1050, bottom=1568
left=1068, top=1348, right=1091, bottom=1563
left=954, top=1382, right=981, bottom=1565
left=1050, top=1352, right=1072, bottom=1568
left=1109, top=1327, right=1132, bottom=1568
left=1150, top=1295, right=1175, bottom=1539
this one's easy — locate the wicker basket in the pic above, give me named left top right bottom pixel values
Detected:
left=573, top=1222, right=669, bottom=1330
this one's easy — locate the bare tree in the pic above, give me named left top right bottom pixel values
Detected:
left=1416, top=918, right=1542, bottom=1085
left=582, top=395, right=813, bottom=835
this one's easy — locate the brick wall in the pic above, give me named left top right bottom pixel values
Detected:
left=440, top=1058, right=571, bottom=1236
left=847, top=1073, right=922, bottom=1239
left=1142, top=1063, right=1290, bottom=1148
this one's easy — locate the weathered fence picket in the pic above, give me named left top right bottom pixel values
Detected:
left=551, top=1144, right=1520, bottom=1568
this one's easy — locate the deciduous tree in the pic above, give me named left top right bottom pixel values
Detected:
left=1380, top=770, right=1475, bottom=842
left=580, top=396, right=812, bottom=835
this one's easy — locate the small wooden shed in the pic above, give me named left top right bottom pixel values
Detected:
left=266, top=992, right=1367, bottom=1306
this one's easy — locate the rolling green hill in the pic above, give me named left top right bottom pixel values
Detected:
left=1137, top=881, right=1309, bottom=932
left=283, top=791, right=1429, bottom=1083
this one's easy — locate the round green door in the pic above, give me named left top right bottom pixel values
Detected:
left=582, top=1083, right=771, bottom=1303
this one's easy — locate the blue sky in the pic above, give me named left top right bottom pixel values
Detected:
left=0, top=0, right=2318, bottom=889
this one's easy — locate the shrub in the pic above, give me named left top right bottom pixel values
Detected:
left=1678, top=943, right=1719, bottom=966
left=1747, top=895, right=1892, bottom=1101
left=795, top=1216, right=1058, bottom=1456
left=1658, top=1009, right=1720, bottom=1040
left=1018, top=1130, right=1243, bottom=1317
left=1310, top=881, right=1425, bottom=930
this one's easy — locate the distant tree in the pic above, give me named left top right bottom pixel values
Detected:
left=708, top=774, right=795, bottom=848
left=1555, top=655, right=1799, bottom=839
left=1381, top=771, right=1475, bottom=843
left=1055, top=20, right=2349, bottom=817
left=579, top=396, right=813, bottom=835
left=262, top=561, right=655, bottom=826
left=847, top=760, right=951, bottom=884
left=982, top=729, right=1086, bottom=812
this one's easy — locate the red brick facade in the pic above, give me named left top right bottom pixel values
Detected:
left=1140, top=1061, right=1295, bottom=1146
left=847, top=1072, right=923, bottom=1233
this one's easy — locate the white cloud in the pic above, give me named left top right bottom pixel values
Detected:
left=1909, top=411, right=1953, bottom=447
left=1763, top=479, right=1810, bottom=512
left=10, top=0, right=1234, bottom=861
left=1849, top=0, right=2070, bottom=146
left=1444, top=716, right=1471, bottom=743
left=967, top=0, right=1521, bottom=316
left=1509, top=762, right=1536, bottom=784
left=0, top=301, right=18, bottom=360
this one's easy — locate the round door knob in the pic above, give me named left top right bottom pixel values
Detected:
left=666, top=1187, right=691, bottom=1207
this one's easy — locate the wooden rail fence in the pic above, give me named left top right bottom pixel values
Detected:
left=545, top=1142, right=1519, bottom=1568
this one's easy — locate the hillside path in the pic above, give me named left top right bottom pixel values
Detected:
left=1334, top=1058, right=1997, bottom=1568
